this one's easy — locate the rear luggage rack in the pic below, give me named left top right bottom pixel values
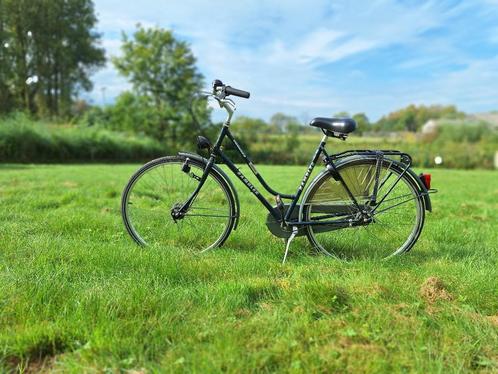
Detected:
left=327, top=149, right=412, bottom=166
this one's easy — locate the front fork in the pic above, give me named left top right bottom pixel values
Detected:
left=171, top=155, right=216, bottom=220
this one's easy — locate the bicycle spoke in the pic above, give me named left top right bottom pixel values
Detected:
left=376, top=192, right=414, bottom=205
left=374, top=197, right=418, bottom=215
left=123, top=158, right=234, bottom=251
left=183, top=213, right=233, bottom=218
left=304, top=159, right=423, bottom=259
left=189, top=206, right=229, bottom=212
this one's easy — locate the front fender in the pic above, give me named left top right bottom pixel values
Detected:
left=178, top=152, right=241, bottom=229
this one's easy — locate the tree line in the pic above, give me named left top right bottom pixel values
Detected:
left=0, top=0, right=486, bottom=147
left=0, top=0, right=105, bottom=116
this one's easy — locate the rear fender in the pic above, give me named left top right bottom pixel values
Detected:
left=402, top=165, right=432, bottom=212
left=178, top=152, right=241, bottom=229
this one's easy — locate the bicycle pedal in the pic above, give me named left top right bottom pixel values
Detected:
left=275, top=194, right=284, bottom=209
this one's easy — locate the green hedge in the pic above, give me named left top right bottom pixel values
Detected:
left=0, top=114, right=167, bottom=162
left=1, top=115, right=497, bottom=168
left=227, top=132, right=497, bottom=169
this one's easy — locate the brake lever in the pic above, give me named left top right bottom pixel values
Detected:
left=193, top=91, right=213, bottom=100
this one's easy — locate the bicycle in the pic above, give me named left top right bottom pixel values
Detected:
left=121, top=79, right=435, bottom=262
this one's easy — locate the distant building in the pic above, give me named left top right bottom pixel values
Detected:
left=421, top=119, right=438, bottom=135
left=470, top=113, right=498, bottom=129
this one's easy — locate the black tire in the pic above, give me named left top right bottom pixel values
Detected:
left=302, top=157, right=425, bottom=259
left=121, top=156, right=236, bottom=252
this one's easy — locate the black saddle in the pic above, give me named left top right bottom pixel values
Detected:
left=309, top=117, right=357, bottom=136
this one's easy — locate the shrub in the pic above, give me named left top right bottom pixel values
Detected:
left=435, top=121, right=495, bottom=143
left=1, top=114, right=496, bottom=169
left=0, top=114, right=167, bottom=163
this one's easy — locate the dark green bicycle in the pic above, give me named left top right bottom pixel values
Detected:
left=122, top=79, right=435, bottom=262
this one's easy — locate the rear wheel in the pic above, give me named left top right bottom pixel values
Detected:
left=121, top=156, right=236, bottom=252
left=302, top=158, right=425, bottom=259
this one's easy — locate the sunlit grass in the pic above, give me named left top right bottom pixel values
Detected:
left=0, top=164, right=497, bottom=372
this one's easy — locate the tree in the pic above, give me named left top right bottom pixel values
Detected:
left=270, top=112, right=301, bottom=133
left=401, top=106, right=417, bottom=132
left=105, top=91, right=164, bottom=138
left=0, top=0, right=105, bottom=116
left=112, top=26, right=206, bottom=144
left=0, top=0, right=15, bottom=112
left=232, top=116, right=268, bottom=138
left=285, top=124, right=300, bottom=152
left=352, top=113, right=369, bottom=135
left=334, top=111, right=350, bottom=118
left=374, top=104, right=465, bottom=132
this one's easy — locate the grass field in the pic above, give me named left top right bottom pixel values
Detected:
left=0, top=163, right=497, bottom=373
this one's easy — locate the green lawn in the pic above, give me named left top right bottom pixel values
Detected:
left=0, top=164, right=497, bottom=373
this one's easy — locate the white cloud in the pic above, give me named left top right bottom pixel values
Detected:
left=88, top=0, right=498, bottom=119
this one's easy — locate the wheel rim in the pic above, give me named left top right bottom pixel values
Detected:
left=124, top=160, right=234, bottom=252
left=304, top=161, right=423, bottom=260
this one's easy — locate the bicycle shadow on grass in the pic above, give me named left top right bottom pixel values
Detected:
left=224, top=236, right=408, bottom=264
left=280, top=240, right=479, bottom=266
left=162, top=233, right=479, bottom=266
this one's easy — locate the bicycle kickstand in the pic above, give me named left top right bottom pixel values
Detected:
left=282, top=226, right=298, bottom=264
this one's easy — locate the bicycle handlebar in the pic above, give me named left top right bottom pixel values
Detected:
left=212, top=79, right=250, bottom=99
left=225, top=85, right=250, bottom=99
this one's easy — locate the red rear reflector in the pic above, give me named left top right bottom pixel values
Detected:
left=419, top=173, right=431, bottom=189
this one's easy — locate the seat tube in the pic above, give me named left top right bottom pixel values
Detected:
left=284, top=134, right=327, bottom=221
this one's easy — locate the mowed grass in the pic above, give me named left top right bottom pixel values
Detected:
left=0, top=163, right=497, bottom=373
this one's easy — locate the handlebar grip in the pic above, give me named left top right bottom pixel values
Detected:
left=225, top=86, right=250, bottom=99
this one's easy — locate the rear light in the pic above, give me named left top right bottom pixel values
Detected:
left=419, top=173, right=431, bottom=189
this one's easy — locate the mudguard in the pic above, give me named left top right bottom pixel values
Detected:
left=400, top=164, right=432, bottom=212
left=178, top=152, right=241, bottom=229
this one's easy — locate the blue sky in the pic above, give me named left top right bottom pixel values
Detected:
left=87, top=0, right=498, bottom=121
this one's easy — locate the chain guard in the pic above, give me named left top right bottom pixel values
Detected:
left=266, top=203, right=368, bottom=238
left=266, top=204, right=306, bottom=239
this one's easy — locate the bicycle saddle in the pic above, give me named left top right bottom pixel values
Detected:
left=309, top=117, right=357, bottom=135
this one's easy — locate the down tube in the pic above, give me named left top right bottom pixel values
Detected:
left=218, top=152, right=281, bottom=221
left=225, top=130, right=294, bottom=199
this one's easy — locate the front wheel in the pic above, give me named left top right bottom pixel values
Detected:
left=121, top=156, right=236, bottom=252
left=302, top=158, right=425, bottom=259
